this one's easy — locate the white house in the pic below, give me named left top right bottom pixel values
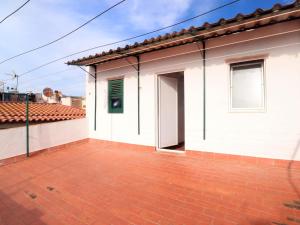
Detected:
left=68, top=2, right=300, bottom=161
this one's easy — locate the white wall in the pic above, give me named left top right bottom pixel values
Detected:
left=0, top=118, right=88, bottom=160
left=61, top=97, right=72, bottom=106
left=86, top=66, right=96, bottom=137
left=195, top=21, right=300, bottom=161
left=86, top=20, right=300, bottom=161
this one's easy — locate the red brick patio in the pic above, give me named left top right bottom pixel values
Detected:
left=0, top=139, right=299, bottom=225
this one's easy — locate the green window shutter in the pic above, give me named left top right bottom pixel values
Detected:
left=108, top=79, right=124, bottom=113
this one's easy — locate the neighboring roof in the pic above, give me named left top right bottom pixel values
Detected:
left=0, top=102, right=85, bottom=123
left=67, top=1, right=300, bottom=66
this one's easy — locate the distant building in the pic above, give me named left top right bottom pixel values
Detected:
left=0, top=92, right=36, bottom=102
left=42, top=90, right=62, bottom=103
left=0, top=81, right=4, bottom=93
left=34, top=93, right=43, bottom=103
left=0, top=88, right=85, bottom=109
left=61, top=96, right=86, bottom=109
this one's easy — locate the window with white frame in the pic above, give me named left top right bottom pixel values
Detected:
left=230, top=60, right=265, bottom=111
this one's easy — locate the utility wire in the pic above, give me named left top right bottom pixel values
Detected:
left=18, top=17, right=300, bottom=83
left=0, top=0, right=126, bottom=65
left=17, top=0, right=242, bottom=77
left=85, top=42, right=300, bottom=76
left=21, top=5, right=299, bottom=78
left=82, top=9, right=300, bottom=66
left=89, top=29, right=300, bottom=74
left=0, top=0, right=31, bottom=24
left=21, top=68, right=75, bottom=85
left=18, top=40, right=300, bottom=95
left=26, top=41, right=300, bottom=94
left=2, top=68, right=74, bottom=87
left=26, top=29, right=300, bottom=83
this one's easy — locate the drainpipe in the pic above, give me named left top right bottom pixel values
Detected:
left=124, top=56, right=141, bottom=135
left=93, top=65, right=97, bottom=131
left=26, top=94, right=29, bottom=157
left=202, top=40, right=206, bottom=140
left=137, top=55, right=140, bottom=135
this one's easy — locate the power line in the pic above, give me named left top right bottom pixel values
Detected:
left=27, top=41, right=300, bottom=94
left=1, top=68, right=74, bottom=88
left=27, top=29, right=300, bottom=85
left=19, top=40, right=300, bottom=95
left=21, top=68, right=75, bottom=85
left=82, top=8, right=300, bottom=66
left=89, top=43, right=300, bottom=76
left=17, top=0, right=242, bottom=77
left=0, top=0, right=126, bottom=65
left=25, top=81, right=85, bottom=93
left=18, top=9, right=300, bottom=86
left=90, top=28, right=300, bottom=74
left=0, top=0, right=31, bottom=24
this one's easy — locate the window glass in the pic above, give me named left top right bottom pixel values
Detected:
left=231, top=61, right=264, bottom=109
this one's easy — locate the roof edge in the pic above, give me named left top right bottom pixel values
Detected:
left=67, top=0, right=300, bottom=66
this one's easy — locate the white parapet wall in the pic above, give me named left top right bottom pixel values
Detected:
left=0, top=118, right=88, bottom=160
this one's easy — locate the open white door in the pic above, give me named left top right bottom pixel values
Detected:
left=158, top=76, right=178, bottom=149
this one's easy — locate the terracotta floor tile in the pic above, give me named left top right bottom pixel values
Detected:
left=0, top=139, right=299, bottom=225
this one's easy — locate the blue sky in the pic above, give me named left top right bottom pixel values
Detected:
left=0, top=0, right=293, bottom=96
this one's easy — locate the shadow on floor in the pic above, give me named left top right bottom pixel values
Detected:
left=0, top=190, right=46, bottom=225
left=272, top=139, right=300, bottom=225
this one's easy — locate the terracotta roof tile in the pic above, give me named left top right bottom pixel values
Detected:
left=67, top=0, right=300, bottom=66
left=0, top=102, right=85, bottom=123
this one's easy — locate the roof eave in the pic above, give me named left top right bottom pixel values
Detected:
left=67, top=1, right=300, bottom=66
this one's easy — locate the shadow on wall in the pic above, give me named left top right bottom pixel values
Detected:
left=0, top=191, right=46, bottom=225
left=29, top=124, right=53, bottom=153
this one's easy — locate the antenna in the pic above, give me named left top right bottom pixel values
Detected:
left=0, top=81, right=4, bottom=101
left=0, top=81, right=4, bottom=92
left=5, top=71, right=19, bottom=92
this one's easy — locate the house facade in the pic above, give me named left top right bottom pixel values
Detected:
left=68, top=2, right=300, bottom=161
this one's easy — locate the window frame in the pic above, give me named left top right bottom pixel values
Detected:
left=108, top=78, right=124, bottom=114
left=229, top=59, right=266, bottom=112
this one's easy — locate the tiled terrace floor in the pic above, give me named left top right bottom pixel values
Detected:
left=0, top=139, right=299, bottom=225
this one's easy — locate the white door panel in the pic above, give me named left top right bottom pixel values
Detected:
left=158, top=76, right=178, bottom=148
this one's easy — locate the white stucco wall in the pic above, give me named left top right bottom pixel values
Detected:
left=61, top=97, right=72, bottom=106
left=86, top=20, right=300, bottom=160
left=0, top=118, right=88, bottom=160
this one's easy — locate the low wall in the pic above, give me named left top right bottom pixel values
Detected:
left=0, top=118, right=88, bottom=160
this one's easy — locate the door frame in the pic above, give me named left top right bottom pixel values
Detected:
left=154, top=70, right=185, bottom=151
